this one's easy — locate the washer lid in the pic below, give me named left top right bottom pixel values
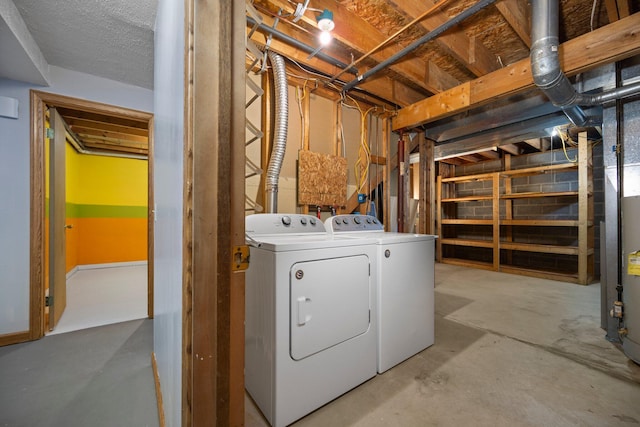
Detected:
left=247, top=234, right=377, bottom=252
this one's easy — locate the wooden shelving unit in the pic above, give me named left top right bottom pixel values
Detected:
left=436, top=133, right=593, bottom=284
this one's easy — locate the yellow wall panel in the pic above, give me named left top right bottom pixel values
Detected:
left=76, top=154, right=148, bottom=206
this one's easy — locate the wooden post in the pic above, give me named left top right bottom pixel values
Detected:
left=301, top=84, right=311, bottom=215
left=503, top=154, right=513, bottom=265
left=492, top=173, right=500, bottom=271
left=258, top=71, right=272, bottom=212
left=436, top=175, right=443, bottom=261
left=383, top=118, right=392, bottom=231
left=185, top=0, right=245, bottom=425
left=419, top=134, right=435, bottom=234
left=578, top=131, right=594, bottom=284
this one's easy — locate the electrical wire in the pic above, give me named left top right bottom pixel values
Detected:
left=590, top=0, right=599, bottom=31
left=346, top=94, right=375, bottom=195
left=295, top=82, right=307, bottom=150
left=554, top=126, right=578, bottom=163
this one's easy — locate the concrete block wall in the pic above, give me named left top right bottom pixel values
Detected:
left=441, top=143, right=604, bottom=278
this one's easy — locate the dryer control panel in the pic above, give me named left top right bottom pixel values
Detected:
left=246, top=213, right=325, bottom=235
left=326, top=215, right=383, bottom=233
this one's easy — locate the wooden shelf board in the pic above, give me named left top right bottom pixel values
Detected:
left=499, top=163, right=578, bottom=177
left=440, top=258, right=496, bottom=271
left=441, top=238, right=494, bottom=248
left=499, top=265, right=589, bottom=284
left=501, top=219, right=581, bottom=227
left=501, top=191, right=578, bottom=199
left=441, top=172, right=495, bottom=183
left=442, top=219, right=493, bottom=225
left=500, top=242, right=581, bottom=255
left=442, top=195, right=493, bottom=202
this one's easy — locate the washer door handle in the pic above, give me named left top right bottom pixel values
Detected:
left=297, top=297, right=312, bottom=325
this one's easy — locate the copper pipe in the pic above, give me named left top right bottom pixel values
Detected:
left=398, top=132, right=405, bottom=233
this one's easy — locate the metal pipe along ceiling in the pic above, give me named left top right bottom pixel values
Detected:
left=530, top=0, right=640, bottom=126
left=341, top=0, right=498, bottom=93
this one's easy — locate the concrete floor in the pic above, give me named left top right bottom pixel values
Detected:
left=246, top=263, right=640, bottom=427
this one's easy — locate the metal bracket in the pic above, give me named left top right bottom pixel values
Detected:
left=232, top=245, right=250, bottom=271
left=45, top=296, right=52, bottom=307
left=46, top=128, right=54, bottom=139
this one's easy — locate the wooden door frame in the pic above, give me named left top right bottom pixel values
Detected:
left=181, top=0, right=245, bottom=424
left=29, top=90, right=155, bottom=340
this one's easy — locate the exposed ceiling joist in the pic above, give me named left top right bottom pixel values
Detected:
left=393, top=12, right=640, bottom=130
left=388, top=0, right=500, bottom=77
left=55, top=106, right=149, bottom=156
left=495, top=0, right=531, bottom=47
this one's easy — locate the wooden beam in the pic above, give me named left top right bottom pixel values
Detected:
left=523, top=138, right=551, bottom=151
left=262, top=0, right=456, bottom=96
left=499, top=144, right=522, bottom=155
left=495, top=0, right=531, bottom=48
left=477, top=150, right=501, bottom=160
left=64, top=117, right=149, bottom=137
left=604, top=0, right=632, bottom=21
left=370, top=155, right=387, bottom=165
left=55, top=107, right=148, bottom=129
left=438, top=157, right=466, bottom=166
left=458, top=154, right=483, bottom=163
left=248, top=27, right=423, bottom=106
left=393, top=13, right=640, bottom=130
left=389, top=0, right=500, bottom=76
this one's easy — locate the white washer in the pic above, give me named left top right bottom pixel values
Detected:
left=325, top=214, right=436, bottom=373
left=245, top=214, right=378, bottom=427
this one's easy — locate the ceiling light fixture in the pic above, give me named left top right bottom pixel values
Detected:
left=291, top=1, right=335, bottom=42
left=315, top=8, right=335, bottom=32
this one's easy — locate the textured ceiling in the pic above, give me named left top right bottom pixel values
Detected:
left=13, top=0, right=157, bottom=89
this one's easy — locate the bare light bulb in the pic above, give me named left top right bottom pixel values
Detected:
left=319, top=30, right=332, bottom=45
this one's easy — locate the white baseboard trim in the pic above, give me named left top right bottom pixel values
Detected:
left=66, top=261, right=148, bottom=280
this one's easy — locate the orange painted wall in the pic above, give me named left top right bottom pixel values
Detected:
left=76, top=218, right=148, bottom=265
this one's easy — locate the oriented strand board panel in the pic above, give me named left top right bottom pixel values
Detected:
left=298, top=150, right=347, bottom=206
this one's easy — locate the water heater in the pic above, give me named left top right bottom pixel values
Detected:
left=623, top=196, right=640, bottom=364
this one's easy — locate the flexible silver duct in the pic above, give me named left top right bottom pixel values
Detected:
left=530, top=0, right=640, bottom=126
left=266, top=51, right=288, bottom=213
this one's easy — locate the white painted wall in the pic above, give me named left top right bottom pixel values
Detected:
left=0, top=67, right=152, bottom=336
left=153, top=0, right=184, bottom=425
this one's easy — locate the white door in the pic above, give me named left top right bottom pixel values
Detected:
left=290, top=255, right=371, bottom=360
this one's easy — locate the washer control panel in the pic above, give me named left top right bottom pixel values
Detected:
left=325, top=214, right=383, bottom=233
left=246, top=213, right=325, bottom=235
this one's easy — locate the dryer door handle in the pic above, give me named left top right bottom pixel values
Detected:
left=297, top=297, right=312, bottom=325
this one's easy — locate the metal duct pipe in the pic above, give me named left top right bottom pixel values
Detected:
left=341, top=0, right=498, bottom=93
left=246, top=16, right=358, bottom=75
left=530, top=0, right=640, bottom=126
left=265, top=51, right=289, bottom=213
left=573, top=81, right=640, bottom=106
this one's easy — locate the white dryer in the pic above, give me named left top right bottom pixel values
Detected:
left=245, top=214, right=378, bottom=427
left=326, top=214, right=436, bottom=373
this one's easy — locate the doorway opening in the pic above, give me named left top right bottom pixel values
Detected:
left=29, top=90, right=154, bottom=339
